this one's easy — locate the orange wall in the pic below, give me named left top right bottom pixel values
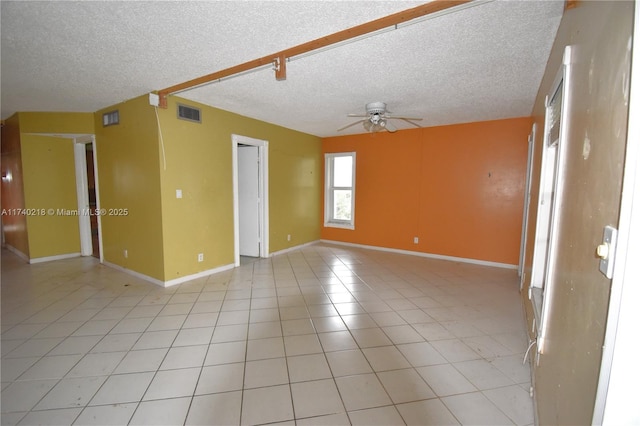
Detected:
left=322, top=117, right=531, bottom=265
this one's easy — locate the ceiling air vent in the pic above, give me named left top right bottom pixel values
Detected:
left=177, top=104, right=201, bottom=123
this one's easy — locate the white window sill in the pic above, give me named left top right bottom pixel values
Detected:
left=324, top=222, right=355, bottom=230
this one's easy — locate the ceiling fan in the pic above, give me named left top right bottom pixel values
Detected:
left=338, top=102, right=422, bottom=133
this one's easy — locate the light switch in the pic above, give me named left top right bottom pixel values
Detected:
left=598, top=225, right=617, bottom=279
left=176, top=189, right=182, bottom=199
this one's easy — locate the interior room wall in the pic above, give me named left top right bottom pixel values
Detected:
left=156, top=96, right=322, bottom=281
left=20, top=135, right=80, bottom=259
left=0, top=114, right=29, bottom=258
left=322, top=117, right=531, bottom=266
left=19, top=111, right=94, bottom=134
left=93, top=94, right=321, bottom=283
left=520, top=2, right=633, bottom=424
left=94, top=95, right=165, bottom=281
left=1, top=112, right=95, bottom=261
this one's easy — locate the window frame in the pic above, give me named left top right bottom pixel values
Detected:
left=529, top=45, right=573, bottom=355
left=324, top=152, right=356, bottom=230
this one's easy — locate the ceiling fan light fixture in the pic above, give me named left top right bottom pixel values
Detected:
left=339, top=101, right=423, bottom=134
left=363, top=116, right=383, bottom=132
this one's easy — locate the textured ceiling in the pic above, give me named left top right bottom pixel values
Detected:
left=1, top=1, right=564, bottom=137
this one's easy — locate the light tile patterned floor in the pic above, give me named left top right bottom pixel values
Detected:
left=1, top=244, right=534, bottom=425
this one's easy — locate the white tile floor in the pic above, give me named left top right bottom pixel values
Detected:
left=1, top=243, right=534, bottom=425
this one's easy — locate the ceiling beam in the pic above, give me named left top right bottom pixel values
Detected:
left=565, top=0, right=578, bottom=10
left=157, top=0, right=472, bottom=108
left=274, top=54, right=287, bottom=81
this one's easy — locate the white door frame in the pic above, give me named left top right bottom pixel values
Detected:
left=231, top=134, right=269, bottom=266
left=73, top=135, right=103, bottom=261
left=518, top=123, right=536, bottom=283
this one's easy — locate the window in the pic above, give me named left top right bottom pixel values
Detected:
left=529, top=45, right=573, bottom=355
left=325, top=152, right=355, bottom=229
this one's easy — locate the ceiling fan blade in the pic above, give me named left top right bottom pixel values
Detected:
left=387, top=115, right=423, bottom=121
left=384, top=121, right=397, bottom=133
left=337, top=119, right=366, bottom=132
left=399, top=118, right=423, bottom=128
left=342, top=104, right=422, bottom=132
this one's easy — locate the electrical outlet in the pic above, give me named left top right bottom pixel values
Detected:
left=198, top=253, right=204, bottom=262
left=124, top=249, right=128, bottom=258
left=413, top=237, right=419, bottom=244
left=176, top=189, right=183, bottom=199
left=287, top=234, right=291, bottom=242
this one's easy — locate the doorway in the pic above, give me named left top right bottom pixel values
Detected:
left=232, top=134, right=269, bottom=266
left=74, top=135, right=102, bottom=260
left=238, top=144, right=260, bottom=259
left=85, top=143, right=99, bottom=258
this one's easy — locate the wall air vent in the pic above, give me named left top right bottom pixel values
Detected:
left=177, top=104, right=201, bottom=123
left=102, top=110, right=119, bottom=126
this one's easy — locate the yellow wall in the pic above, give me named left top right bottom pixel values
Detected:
left=7, top=98, right=321, bottom=282
left=94, top=95, right=165, bottom=280
left=1, top=114, right=29, bottom=257
left=21, top=135, right=80, bottom=258
left=17, top=112, right=94, bottom=259
left=19, top=111, right=94, bottom=134
left=157, top=96, right=322, bottom=280
left=268, top=125, right=322, bottom=250
left=1, top=112, right=95, bottom=260
left=156, top=97, right=233, bottom=280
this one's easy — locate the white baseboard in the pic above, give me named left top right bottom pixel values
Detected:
left=107, top=240, right=321, bottom=286
left=102, top=261, right=165, bottom=286
left=30, top=252, right=81, bottom=264
left=269, top=240, right=320, bottom=257
left=4, top=244, right=29, bottom=262
left=320, top=239, right=517, bottom=270
left=103, top=261, right=236, bottom=288
left=164, top=264, right=235, bottom=287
